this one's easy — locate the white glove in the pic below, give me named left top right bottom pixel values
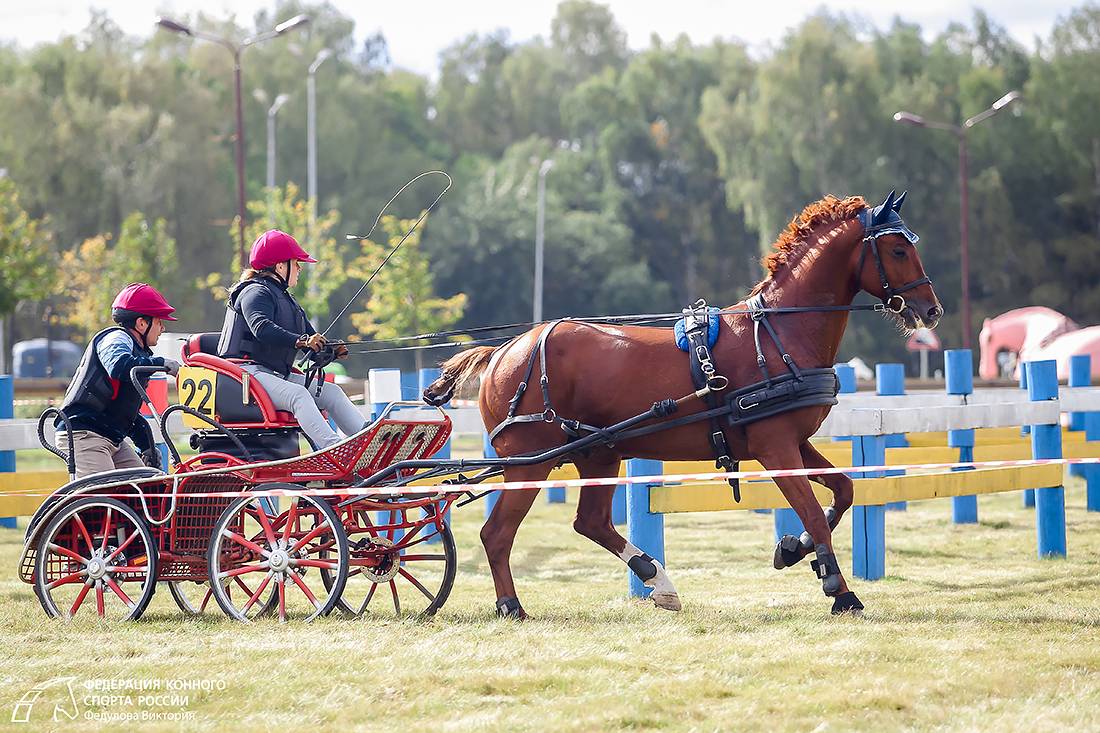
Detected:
left=162, top=358, right=180, bottom=376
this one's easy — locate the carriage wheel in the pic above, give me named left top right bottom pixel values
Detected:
left=207, top=492, right=347, bottom=623
left=33, top=497, right=158, bottom=622
left=323, top=502, right=457, bottom=618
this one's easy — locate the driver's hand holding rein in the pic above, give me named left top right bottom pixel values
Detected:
left=217, top=229, right=366, bottom=449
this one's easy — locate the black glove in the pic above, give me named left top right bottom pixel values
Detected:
left=141, top=447, right=162, bottom=469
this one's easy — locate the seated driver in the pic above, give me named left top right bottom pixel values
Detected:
left=217, top=229, right=363, bottom=449
left=57, top=283, right=181, bottom=479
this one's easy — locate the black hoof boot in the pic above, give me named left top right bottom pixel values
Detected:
left=831, top=591, right=864, bottom=615
left=772, top=531, right=813, bottom=569
left=496, top=596, right=527, bottom=619
left=810, top=544, right=843, bottom=597
left=825, top=506, right=840, bottom=530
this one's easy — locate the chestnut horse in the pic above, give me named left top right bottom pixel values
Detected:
left=426, top=192, right=941, bottom=617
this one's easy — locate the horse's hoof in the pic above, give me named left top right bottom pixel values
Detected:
left=830, top=591, right=864, bottom=616
left=496, top=596, right=527, bottom=619
left=650, top=591, right=682, bottom=612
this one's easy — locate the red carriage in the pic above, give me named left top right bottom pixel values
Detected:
left=20, top=334, right=461, bottom=622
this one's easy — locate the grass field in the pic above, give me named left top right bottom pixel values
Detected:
left=3, top=475, right=1100, bottom=731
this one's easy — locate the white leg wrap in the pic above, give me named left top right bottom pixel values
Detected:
left=618, top=542, right=681, bottom=611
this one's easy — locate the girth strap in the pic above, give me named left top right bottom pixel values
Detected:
left=682, top=300, right=739, bottom=501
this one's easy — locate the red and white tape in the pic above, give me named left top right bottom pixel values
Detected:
left=4, top=456, right=1098, bottom=500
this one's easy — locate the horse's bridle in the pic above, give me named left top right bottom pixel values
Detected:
left=855, top=218, right=933, bottom=315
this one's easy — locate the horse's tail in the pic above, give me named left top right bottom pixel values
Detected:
left=422, top=346, right=497, bottom=406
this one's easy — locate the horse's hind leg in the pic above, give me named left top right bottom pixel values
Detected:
left=774, top=441, right=855, bottom=570
left=481, top=464, right=549, bottom=619
left=572, top=457, right=681, bottom=611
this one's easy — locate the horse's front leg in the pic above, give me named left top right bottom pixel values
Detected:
left=773, top=441, right=855, bottom=570
left=756, top=448, right=864, bottom=615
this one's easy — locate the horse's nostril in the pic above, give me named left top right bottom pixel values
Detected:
left=927, top=305, right=942, bottom=321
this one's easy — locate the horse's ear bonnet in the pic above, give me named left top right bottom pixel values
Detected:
left=857, top=189, right=919, bottom=243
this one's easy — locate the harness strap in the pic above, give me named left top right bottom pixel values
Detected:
left=491, top=319, right=567, bottom=444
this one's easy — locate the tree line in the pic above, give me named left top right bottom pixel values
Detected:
left=1, top=1, right=1099, bottom=372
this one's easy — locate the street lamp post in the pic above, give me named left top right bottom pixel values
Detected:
left=533, top=159, right=554, bottom=323
left=893, top=90, right=1020, bottom=350
left=155, top=14, right=310, bottom=268
left=307, top=49, right=332, bottom=240
left=266, top=93, right=290, bottom=189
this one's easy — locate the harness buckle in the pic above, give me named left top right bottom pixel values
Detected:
left=885, top=294, right=906, bottom=314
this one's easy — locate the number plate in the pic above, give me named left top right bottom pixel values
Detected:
left=177, top=366, right=217, bottom=429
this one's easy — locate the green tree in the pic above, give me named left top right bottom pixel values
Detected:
left=0, top=178, right=53, bottom=316
left=349, top=213, right=467, bottom=370
left=55, top=212, right=178, bottom=338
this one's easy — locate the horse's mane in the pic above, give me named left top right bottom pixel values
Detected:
left=749, top=194, right=867, bottom=296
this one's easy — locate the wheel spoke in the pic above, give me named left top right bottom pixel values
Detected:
left=105, top=530, right=140, bottom=563
left=242, top=572, right=274, bottom=614
left=290, top=519, right=331, bottom=553
left=69, top=582, right=92, bottom=618
left=48, top=571, right=87, bottom=590
left=48, top=543, right=88, bottom=565
left=200, top=587, right=214, bottom=613
left=289, top=571, right=323, bottom=611
left=389, top=580, right=400, bottom=614
left=293, top=558, right=338, bottom=570
left=104, top=577, right=135, bottom=608
left=99, top=508, right=114, bottom=554
left=108, top=565, right=150, bottom=574
left=398, top=567, right=436, bottom=603
left=356, top=581, right=377, bottom=615
left=401, top=554, right=446, bottom=562
left=282, top=500, right=299, bottom=544
left=95, top=582, right=105, bottom=617
left=221, top=529, right=270, bottom=557
left=218, top=563, right=269, bottom=580
left=73, top=514, right=95, bottom=556
left=253, top=503, right=278, bottom=545
left=278, top=577, right=287, bottom=621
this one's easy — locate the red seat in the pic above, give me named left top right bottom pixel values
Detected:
left=180, top=333, right=300, bottom=429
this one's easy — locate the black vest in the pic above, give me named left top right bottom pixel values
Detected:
left=60, top=327, right=152, bottom=441
left=218, top=277, right=308, bottom=376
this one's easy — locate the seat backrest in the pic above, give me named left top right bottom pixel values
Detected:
left=184, top=332, right=221, bottom=359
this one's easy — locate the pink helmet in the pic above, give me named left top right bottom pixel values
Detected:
left=248, top=229, right=317, bottom=270
left=111, top=283, right=177, bottom=321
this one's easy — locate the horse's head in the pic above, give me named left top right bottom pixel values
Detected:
left=854, top=190, right=942, bottom=331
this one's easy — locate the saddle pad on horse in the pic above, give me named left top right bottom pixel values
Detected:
left=674, top=308, right=720, bottom=351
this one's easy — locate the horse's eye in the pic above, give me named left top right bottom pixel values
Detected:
left=892, top=247, right=906, bottom=260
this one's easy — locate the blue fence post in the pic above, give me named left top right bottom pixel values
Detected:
left=945, top=349, right=978, bottom=524
left=1068, top=355, right=1090, bottom=479
left=1026, top=360, right=1066, bottom=558
left=419, top=367, right=450, bottom=544
left=1019, top=366, right=1035, bottom=507
left=1086, top=411, right=1100, bottom=513
left=483, top=432, right=500, bottom=519
left=0, top=376, right=14, bottom=529
left=851, top=434, right=886, bottom=580
left=626, top=458, right=664, bottom=598
left=877, top=363, right=907, bottom=510
left=400, top=370, right=419, bottom=401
